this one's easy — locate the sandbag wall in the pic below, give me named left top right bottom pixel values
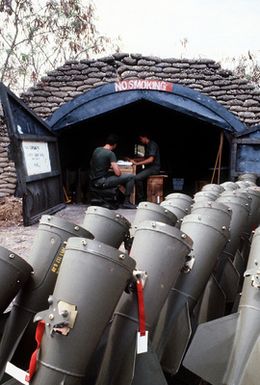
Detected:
left=0, top=120, right=16, bottom=197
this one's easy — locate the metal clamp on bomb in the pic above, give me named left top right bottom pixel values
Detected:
left=123, top=230, right=133, bottom=252
left=133, top=270, right=148, bottom=287
left=181, top=254, right=195, bottom=274
left=244, top=260, right=260, bottom=289
left=125, top=270, right=148, bottom=293
left=34, top=296, right=78, bottom=336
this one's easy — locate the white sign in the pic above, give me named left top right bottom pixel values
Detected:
left=5, top=362, right=29, bottom=385
left=136, top=331, right=149, bottom=354
left=115, top=79, right=173, bottom=92
left=22, top=141, right=51, bottom=176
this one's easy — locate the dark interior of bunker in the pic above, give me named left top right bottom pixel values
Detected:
left=58, top=100, right=231, bottom=203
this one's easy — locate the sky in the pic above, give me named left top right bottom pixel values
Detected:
left=93, top=0, right=260, bottom=70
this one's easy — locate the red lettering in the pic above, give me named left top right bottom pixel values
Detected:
left=115, top=79, right=173, bottom=92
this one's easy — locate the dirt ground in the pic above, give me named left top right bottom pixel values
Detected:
left=0, top=197, right=23, bottom=227
left=0, top=196, right=33, bottom=258
left=0, top=198, right=137, bottom=258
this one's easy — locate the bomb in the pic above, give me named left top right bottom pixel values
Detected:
left=0, top=246, right=32, bottom=314
left=83, top=206, right=131, bottom=248
left=29, top=237, right=136, bottom=385
left=95, top=220, right=192, bottom=385
left=0, top=215, right=93, bottom=379
left=153, top=203, right=231, bottom=375
left=183, top=225, right=260, bottom=385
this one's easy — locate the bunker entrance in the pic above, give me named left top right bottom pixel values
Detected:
left=58, top=100, right=231, bottom=203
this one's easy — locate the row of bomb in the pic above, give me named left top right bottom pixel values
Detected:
left=0, top=173, right=259, bottom=385
left=127, top=174, right=260, bottom=385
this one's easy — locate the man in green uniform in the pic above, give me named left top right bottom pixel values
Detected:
left=130, top=132, right=160, bottom=202
left=89, top=134, right=136, bottom=209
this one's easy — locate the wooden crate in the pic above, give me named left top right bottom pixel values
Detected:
left=147, top=175, right=168, bottom=203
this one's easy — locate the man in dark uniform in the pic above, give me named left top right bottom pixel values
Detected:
left=89, top=134, right=136, bottom=209
left=130, top=132, right=160, bottom=202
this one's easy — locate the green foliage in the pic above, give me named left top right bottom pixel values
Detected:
left=0, top=0, right=114, bottom=93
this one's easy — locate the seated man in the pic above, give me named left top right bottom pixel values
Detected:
left=89, top=133, right=136, bottom=209
left=129, top=132, right=160, bottom=202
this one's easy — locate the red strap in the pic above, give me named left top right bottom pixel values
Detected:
left=25, top=320, right=45, bottom=382
left=136, top=279, right=146, bottom=336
